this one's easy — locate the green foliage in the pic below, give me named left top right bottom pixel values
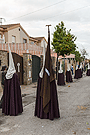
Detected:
left=71, top=50, right=81, bottom=62
left=52, top=21, right=77, bottom=56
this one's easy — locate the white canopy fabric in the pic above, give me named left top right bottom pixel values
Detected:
left=58, top=61, right=63, bottom=73
left=39, top=41, right=46, bottom=78
left=6, top=44, right=16, bottom=79
left=67, top=59, right=70, bottom=71
left=88, top=63, right=90, bottom=69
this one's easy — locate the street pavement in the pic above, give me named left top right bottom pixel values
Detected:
left=0, top=73, right=90, bottom=135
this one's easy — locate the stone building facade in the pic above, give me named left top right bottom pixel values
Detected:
left=0, top=50, right=8, bottom=70
left=0, top=50, right=56, bottom=85
left=23, top=53, right=32, bottom=85
left=0, top=51, right=33, bottom=85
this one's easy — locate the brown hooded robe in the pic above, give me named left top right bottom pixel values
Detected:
left=35, top=27, right=60, bottom=120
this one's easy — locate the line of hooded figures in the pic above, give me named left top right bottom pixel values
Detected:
left=57, top=61, right=90, bottom=86
left=0, top=27, right=90, bottom=121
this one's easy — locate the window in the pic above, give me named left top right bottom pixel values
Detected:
left=23, top=38, right=27, bottom=43
left=12, top=35, right=16, bottom=43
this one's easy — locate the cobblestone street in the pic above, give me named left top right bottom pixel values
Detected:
left=0, top=74, right=90, bottom=135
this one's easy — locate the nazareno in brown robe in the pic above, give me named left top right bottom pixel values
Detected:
left=2, top=44, right=23, bottom=116
left=66, top=70, right=73, bottom=83
left=86, top=69, right=90, bottom=76
left=35, top=27, right=60, bottom=120
left=2, top=73, right=23, bottom=116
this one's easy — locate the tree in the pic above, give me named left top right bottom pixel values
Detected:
left=71, top=50, right=81, bottom=62
left=80, top=48, right=88, bottom=60
left=51, top=21, right=77, bottom=56
left=51, top=21, right=77, bottom=77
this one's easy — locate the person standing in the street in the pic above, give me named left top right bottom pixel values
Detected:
left=0, top=65, right=7, bottom=108
left=35, top=25, right=60, bottom=120
left=2, top=44, right=23, bottom=116
left=81, top=63, right=83, bottom=73
left=71, top=64, right=74, bottom=75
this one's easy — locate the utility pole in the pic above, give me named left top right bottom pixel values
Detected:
left=46, top=24, right=51, bottom=52
left=46, top=24, right=51, bottom=27
left=46, top=25, right=51, bottom=37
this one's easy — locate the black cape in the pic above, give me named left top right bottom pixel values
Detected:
left=74, top=69, right=78, bottom=79
left=74, top=69, right=82, bottom=79
left=66, top=71, right=73, bottom=83
left=86, top=69, right=90, bottom=76
left=2, top=73, right=23, bottom=116
left=35, top=77, right=60, bottom=120
left=57, top=73, right=65, bottom=86
left=35, top=26, right=60, bottom=120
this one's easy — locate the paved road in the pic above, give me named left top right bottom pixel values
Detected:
left=0, top=75, right=90, bottom=135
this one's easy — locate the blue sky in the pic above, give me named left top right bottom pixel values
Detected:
left=0, top=0, right=90, bottom=58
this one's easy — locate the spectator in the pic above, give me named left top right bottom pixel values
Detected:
left=71, top=64, right=74, bottom=75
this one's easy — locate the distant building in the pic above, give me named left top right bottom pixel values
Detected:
left=0, top=23, right=30, bottom=43
left=29, top=36, right=38, bottom=45
left=0, top=23, right=48, bottom=48
left=0, top=23, right=49, bottom=57
left=34, top=37, right=47, bottom=48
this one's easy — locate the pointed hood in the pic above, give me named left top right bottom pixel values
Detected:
left=76, top=64, right=78, bottom=70
left=40, top=26, right=55, bottom=114
left=6, top=44, right=16, bottom=79
left=58, top=61, right=63, bottom=73
left=88, top=63, right=90, bottom=69
left=67, top=59, right=70, bottom=71
left=80, top=63, right=82, bottom=69
left=39, top=40, right=46, bottom=78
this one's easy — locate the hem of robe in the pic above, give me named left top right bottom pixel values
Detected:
left=34, top=77, right=60, bottom=120
left=74, top=69, right=82, bottom=79
left=78, top=69, right=82, bottom=78
left=66, top=71, right=73, bottom=83
left=74, top=70, right=78, bottom=79
left=2, top=73, right=23, bottom=116
left=86, top=69, right=90, bottom=76
left=57, top=73, right=65, bottom=86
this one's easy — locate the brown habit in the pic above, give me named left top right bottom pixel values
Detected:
left=40, top=27, right=55, bottom=114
